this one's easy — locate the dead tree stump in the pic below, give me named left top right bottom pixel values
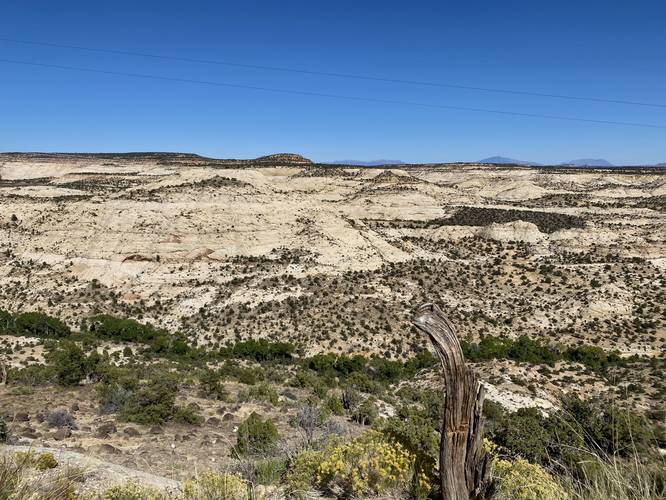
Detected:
left=412, top=303, right=494, bottom=500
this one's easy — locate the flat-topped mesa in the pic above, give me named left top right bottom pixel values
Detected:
left=0, top=152, right=209, bottom=161
left=253, top=153, right=313, bottom=164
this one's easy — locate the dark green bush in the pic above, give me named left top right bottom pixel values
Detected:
left=198, top=368, right=227, bottom=400
left=173, top=403, right=203, bottom=425
left=486, top=396, right=656, bottom=473
left=254, top=457, right=287, bottom=485
left=492, top=407, right=554, bottom=464
left=462, top=334, right=624, bottom=371
left=85, top=315, right=161, bottom=343
left=564, top=345, right=620, bottom=370
left=351, top=398, right=378, bottom=425
left=14, top=312, right=71, bottom=338
left=325, top=395, right=345, bottom=416
left=0, top=416, right=7, bottom=443
left=0, top=309, right=14, bottom=333
left=44, top=341, right=99, bottom=386
left=233, top=412, right=280, bottom=455
left=96, top=366, right=140, bottom=414
left=7, top=364, right=54, bottom=386
left=85, top=315, right=191, bottom=358
left=220, top=339, right=295, bottom=362
left=119, top=375, right=178, bottom=424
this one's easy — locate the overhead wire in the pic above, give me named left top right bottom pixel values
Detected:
left=1, top=57, right=665, bottom=130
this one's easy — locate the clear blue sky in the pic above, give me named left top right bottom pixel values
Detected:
left=1, top=0, right=665, bottom=164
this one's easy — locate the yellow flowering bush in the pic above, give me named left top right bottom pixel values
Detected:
left=13, top=451, right=59, bottom=470
left=98, top=480, right=167, bottom=500
left=36, top=452, right=59, bottom=470
left=181, top=471, right=249, bottom=500
left=317, top=430, right=415, bottom=497
left=493, top=458, right=568, bottom=500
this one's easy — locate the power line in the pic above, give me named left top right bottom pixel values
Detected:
left=1, top=57, right=665, bottom=130
left=1, top=37, right=665, bottom=109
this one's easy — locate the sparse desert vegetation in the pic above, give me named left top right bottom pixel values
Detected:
left=0, top=153, right=664, bottom=498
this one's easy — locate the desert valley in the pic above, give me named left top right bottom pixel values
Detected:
left=0, top=152, right=664, bottom=498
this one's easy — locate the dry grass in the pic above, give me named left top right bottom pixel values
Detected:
left=0, top=451, right=86, bottom=499
left=559, top=453, right=666, bottom=500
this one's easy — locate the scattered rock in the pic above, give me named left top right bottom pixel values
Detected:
left=281, top=390, right=298, bottom=401
left=53, top=428, right=72, bottom=440
left=123, top=427, right=141, bottom=437
left=206, top=417, right=221, bottom=426
left=96, top=422, right=117, bottom=437
left=98, top=443, right=121, bottom=454
left=14, top=412, right=29, bottom=422
left=222, top=413, right=235, bottom=422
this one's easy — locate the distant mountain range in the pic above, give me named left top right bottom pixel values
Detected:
left=328, top=156, right=663, bottom=167
left=561, top=158, right=613, bottom=167
left=479, top=156, right=615, bottom=167
left=478, top=156, right=540, bottom=166
left=330, top=159, right=406, bottom=166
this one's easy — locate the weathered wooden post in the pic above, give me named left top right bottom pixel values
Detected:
left=412, top=303, right=494, bottom=500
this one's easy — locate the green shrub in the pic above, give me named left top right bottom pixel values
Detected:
left=119, top=376, right=177, bottom=424
left=285, top=450, right=325, bottom=496
left=84, top=315, right=191, bottom=357
left=557, top=395, right=654, bottom=457
left=237, top=368, right=258, bottom=386
left=173, top=404, right=203, bottom=425
left=0, top=309, right=15, bottom=334
left=220, top=339, right=295, bottom=362
left=96, top=366, right=140, bottom=414
left=487, top=396, right=656, bottom=474
left=461, top=334, right=626, bottom=371
left=492, top=407, right=553, bottom=464
left=233, top=412, right=280, bottom=456
left=253, top=457, right=286, bottom=485
left=14, top=312, right=71, bottom=338
left=325, top=395, right=345, bottom=416
left=345, top=371, right=380, bottom=394
left=248, top=382, right=279, bottom=405
left=198, top=369, right=227, bottom=401
left=351, top=398, right=378, bottom=425
left=417, top=389, right=445, bottom=431
left=7, top=364, right=54, bottom=386
left=85, top=315, right=161, bottom=344
left=44, top=340, right=97, bottom=386
left=0, top=417, right=7, bottom=443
